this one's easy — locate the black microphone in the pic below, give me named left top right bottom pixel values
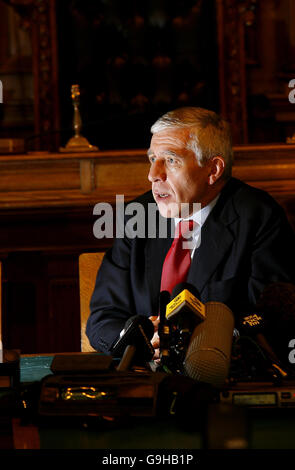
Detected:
left=235, top=310, right=290, bottom=381
left=165, top=283, right=206, bottom=372
left=110, top=315, right=155, bottom=371
left=166, top=282, right=205, bottom=329
left=233, top=283, right=295, bottom=380
left=238, top=311, right=280, bottom=361
left=184, top=302, right=234, bottom=386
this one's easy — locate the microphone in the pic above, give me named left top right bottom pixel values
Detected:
left=235, top=310, right=291, bottom=381
left=164, top=283, right=206, bottom=372
left=110, top=315, right=155, bottom=371
left=184, top=302, right=234, bottom=387
left=238, top=310, right=280, bottom=361
left=166, top=283, right=206, bottom=325
left=233, top=282, right=295, bottom=380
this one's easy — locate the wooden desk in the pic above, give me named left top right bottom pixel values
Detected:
left=7, top=355, right=295, bottom=451
left=12, top=355, right=203, bottom=450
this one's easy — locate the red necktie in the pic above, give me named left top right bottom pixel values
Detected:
left=160, top=220, right=195, bottom=294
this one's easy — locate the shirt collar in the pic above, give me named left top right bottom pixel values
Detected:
left=174, top=194, right=220, bottom=229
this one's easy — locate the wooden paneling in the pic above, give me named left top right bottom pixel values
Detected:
left=2, top=252, right=82, bottom=354
left=0, top=160, right=80, bottom=192
left=0, top=144, right=295, bottom=211
left=94, top=161, right=150, bottom=194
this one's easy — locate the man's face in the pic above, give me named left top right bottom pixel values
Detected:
left=147, top=127, right=212, bottom=218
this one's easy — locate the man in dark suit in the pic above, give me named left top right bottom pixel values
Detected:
left=86, top=107, right=295, bottom=358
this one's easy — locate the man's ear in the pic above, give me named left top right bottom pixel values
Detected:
left=208, top=156, right=225, bottom=185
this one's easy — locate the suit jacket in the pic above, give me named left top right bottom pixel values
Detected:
left=86, top=177, right=295, bottom=353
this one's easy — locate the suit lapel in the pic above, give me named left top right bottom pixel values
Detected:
left=187, top=178, right=241, bottom=295
left=146, top=214, right=173, bottom=306
left=187, top=215, right=235, bottom=294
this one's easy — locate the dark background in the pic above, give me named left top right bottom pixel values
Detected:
left=56, top=0, right=218, bottom=150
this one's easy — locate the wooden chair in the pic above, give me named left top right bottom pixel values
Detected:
left=78, top=252, right=105, bottom=352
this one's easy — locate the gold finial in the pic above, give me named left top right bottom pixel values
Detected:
left=60, top=84, right=98, bottom=153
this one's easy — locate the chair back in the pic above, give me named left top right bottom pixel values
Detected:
left=79, top=252, right=105, bottom=352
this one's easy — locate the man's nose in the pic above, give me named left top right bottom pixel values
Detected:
left=148, top=160, right=167, bottom=182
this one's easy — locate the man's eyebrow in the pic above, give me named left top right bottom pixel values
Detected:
left=147, top=149, right=182, bottom=158
left=164, top=150, right=181, bottom=158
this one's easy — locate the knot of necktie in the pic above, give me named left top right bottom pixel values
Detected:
left=175, top=219, right=196, bottom=239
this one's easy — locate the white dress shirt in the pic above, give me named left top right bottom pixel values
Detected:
left=173, top=194, right=220, bottom=258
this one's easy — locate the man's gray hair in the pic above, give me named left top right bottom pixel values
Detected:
left=151, top=107, right=233, bottom=180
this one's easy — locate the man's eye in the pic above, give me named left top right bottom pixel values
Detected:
left=149, top=156, right=156, bottom=163
left=167, top=157, right=176, bottom=164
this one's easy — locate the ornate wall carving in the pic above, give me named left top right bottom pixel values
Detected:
left=1, top=0, right=59, bottom=150
left=217, top=0, right=257, bottom=143
left=31, top=0, right=59, bottom=150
